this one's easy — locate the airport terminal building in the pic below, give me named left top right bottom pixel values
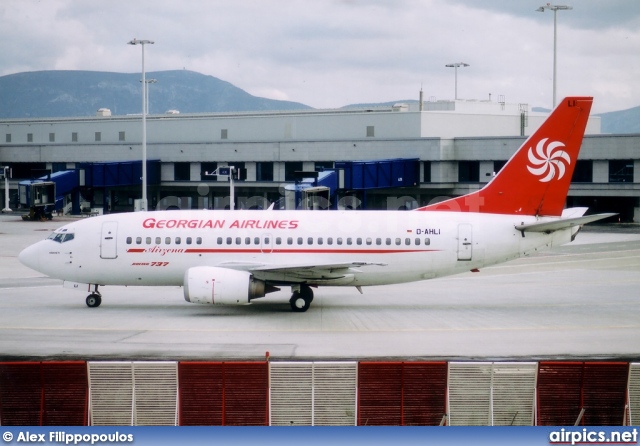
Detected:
left=1, top=99, right=639, bottom=221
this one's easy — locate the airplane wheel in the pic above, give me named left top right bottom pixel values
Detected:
left=290, top=292, right=310, bottom=312
left=86, top=294, right=102, bottom=308
left=300, top=285, right=314, bottom=303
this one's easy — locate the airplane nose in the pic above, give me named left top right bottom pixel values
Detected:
left=18, top=243, right=41, bottom=272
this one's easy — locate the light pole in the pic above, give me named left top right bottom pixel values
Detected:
left=144, top=78, right=157, bottom=115
left=128, top=38, right=154, bottom=211
left=445, top=62, right=469, bottom=100
left=536, top=4, right=572, bottom=108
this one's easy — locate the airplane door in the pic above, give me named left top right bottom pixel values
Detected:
left=457, top=223, right=472, bottom=261
left=261, top=233, right=273, bottom=254
left=100, top=221, right=118, bottom=259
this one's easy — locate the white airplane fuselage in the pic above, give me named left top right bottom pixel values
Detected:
left=19, top=209, right=572, bottom=288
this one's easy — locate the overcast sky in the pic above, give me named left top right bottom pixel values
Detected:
left=1, top=0, right=639, bottom=113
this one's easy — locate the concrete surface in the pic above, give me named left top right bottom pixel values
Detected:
left=1, top=213, right=639, bottom=361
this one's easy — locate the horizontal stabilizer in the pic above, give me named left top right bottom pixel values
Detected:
left=515, top=213, right=617, bottom=234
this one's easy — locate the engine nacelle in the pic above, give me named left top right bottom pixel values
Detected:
left=183, top=266, right=266, bottom=305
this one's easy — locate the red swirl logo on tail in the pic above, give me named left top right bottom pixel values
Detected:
left=527, top=138, right=571, bottom=182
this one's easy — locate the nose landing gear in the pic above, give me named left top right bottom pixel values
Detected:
left=86, top=285, right=102, bottom=308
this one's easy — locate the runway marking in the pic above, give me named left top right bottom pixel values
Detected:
left=1, top=324, right=639, bottom=334
left=0, top=285, right=60, bottom=290
left=509, top=251, right=640, bottom=262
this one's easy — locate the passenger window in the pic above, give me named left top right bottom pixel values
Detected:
left=307, top=237, right=313, bottom=245
left=366, top=238, right=372, bottom=245
left=226, top=237, right=232, bottom=245
left=386, top=238, right=391, bottom=245
left=186, top=237, right=192, bottom=245
left=126, top=237, right=132, bottom=244
left=415, top=238, right=421, bottom=245
left=376, top=238, right=381, bottom=245
left=165, top=237, right=171, bottom=245
left=146, top=237, right=152, bottom=245
left=287, top=237, right=293, bottom=245
left=217, top=237, right=223, bottom=245
left=347, top=238, right=352, bottom=245
left=425, top=238, right=430, bottom=246
left=356, top=238, right=362, bottom=245
left=155, top=237, right=161, bottom=244
left=245, top=237, right=251, bottom=245
left=235, top=237, right=241, bottom=245
left=264, top=237, right=270, bottom=244
left=175, top=237, right=181, bottom=245
left=297, top=237, right=303, bottom=245
left=395, top=238, right=401, bottom=245
left=327, top=237, right=333, bottom=245
left=405, top=238, right=410, bottom=245
left=337, top=237, right=343, bottom=245
left=254, top=237, right=260, bottom=245
left=276, top=237, right=282, bottom=245
left=318, top=237, right=323, bottom=245
left=196, top=237, right=202, bottom=245
left=136, top=237, right=142, bottom=245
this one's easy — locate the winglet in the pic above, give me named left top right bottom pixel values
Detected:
left=418, top=97, right=593, bottom=216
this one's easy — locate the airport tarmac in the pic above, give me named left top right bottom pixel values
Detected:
left=1, top=213, right=640, bottom=362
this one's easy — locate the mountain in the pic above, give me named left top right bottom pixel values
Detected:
left=1, top=70, right=638, bottom=133
left=596, top=106, right=640, bottom=134
left=0, top=70, right=311, bottom=118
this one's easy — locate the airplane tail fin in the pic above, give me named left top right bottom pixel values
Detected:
left=417, top=97, right=593, bottom=216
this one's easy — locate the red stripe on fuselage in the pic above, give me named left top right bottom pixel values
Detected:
left=126, top=248, right=440, bottom=255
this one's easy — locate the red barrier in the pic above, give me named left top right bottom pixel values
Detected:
left=358, top=362, right=447, bottom=426
left=178, top=362, right=268, bottom=426
left=0, top=362, right=88, bottom=426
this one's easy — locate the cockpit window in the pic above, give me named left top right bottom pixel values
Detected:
left=48, top=232, right=75, bottom=243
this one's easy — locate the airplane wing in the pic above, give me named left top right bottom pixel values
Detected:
left=515, top=213, right=616, bottom=234
left=216, top=260, right=387, bottom=283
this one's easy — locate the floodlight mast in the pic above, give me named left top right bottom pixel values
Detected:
left=536, top=4, right=572, bottom=108
left=128, top=38, right=155, bottom=211
left=445, top=62, right=469, bottom=100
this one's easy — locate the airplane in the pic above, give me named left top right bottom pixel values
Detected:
left=18, top=96, right=615, bottom=313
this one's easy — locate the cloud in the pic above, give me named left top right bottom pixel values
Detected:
left=448, top=0, right=640, bottom=31
left=0, top=0, right=639, bottom=113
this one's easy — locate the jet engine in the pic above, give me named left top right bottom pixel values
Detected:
left=183, top=266, right=270, bottom=305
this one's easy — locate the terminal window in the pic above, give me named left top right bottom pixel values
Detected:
left=72, top=132, right=78, bottom=142
left=201, top=162, right=217, bottom=181
left=95, top=132, right=101, bottom=142
left=257, top=162, right=274, bottom=181
left=458, top=161, right=480, bottom=182
left=5, top=134, right=10, bottom=143
left=49, top=133, right=55, bottom=142
left=423, top=161, right=431, bottom=183
left=609, top=160, right=634, bottom=183
left=174, top=162, right=190, bottom=181
left=119, top=131, right=125, bottom=141
left=284, top=162, right=303, bottom=181
left=572, top=160, right=593, bottom=183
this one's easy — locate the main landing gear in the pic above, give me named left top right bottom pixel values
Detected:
left=86, top=285, right=102, bottom=308
left=289, top=285, right=314, bottom=313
